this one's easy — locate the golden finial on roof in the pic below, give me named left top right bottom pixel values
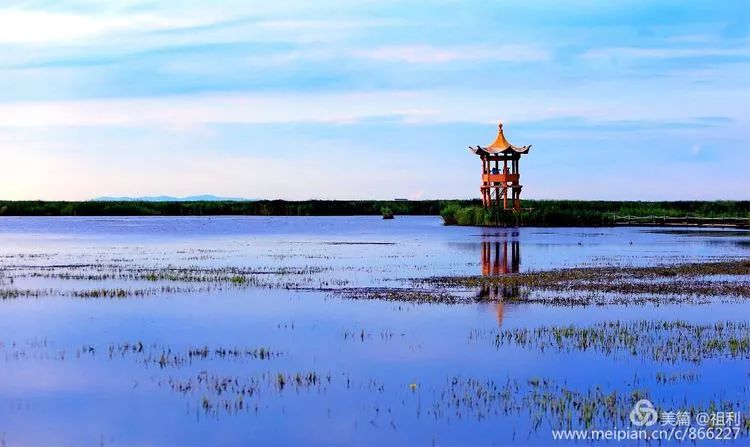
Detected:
left=479, top=120, right=531, bottom=154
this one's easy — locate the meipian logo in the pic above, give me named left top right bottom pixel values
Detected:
left=629, top=399, right=658, bottom=427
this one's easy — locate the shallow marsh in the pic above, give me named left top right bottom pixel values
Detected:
left=0, top=216, right=747, bottom=445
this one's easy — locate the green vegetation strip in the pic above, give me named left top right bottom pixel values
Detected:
left=470, top=320, right=750, bottom=364
left=0, top=199, right=450, bottom=216
left=440, top=200, right=750, bottom=226
left=0, top=200, right=748, bottom=225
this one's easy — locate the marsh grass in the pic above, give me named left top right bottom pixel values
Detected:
left=423, top=259, right=750, bottom=304
left=440, top=201, right=750, bottom=227
left=3, top=257, right=749, bottom=305
left=333, top=287, right=473, bottom=304
left=469, top=320, right=750, bottom=364
left=431, top=376, right=749, bottom=433
left=0, top=263, right=344, bottom=299
left=157, top=368, right=749, bottom=436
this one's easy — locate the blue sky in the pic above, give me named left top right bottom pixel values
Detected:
left=1, top=1, right=748, bottom=200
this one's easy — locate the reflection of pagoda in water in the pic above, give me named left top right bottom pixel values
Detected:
left=481, top=241, right=520, bottom=276
left=478, top=240, right=521, bottom=326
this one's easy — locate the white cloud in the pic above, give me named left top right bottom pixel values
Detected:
left=352, top=44, right=550, bottom=64
left=226, top=43, right=549, bottom=69
left=580, top=46, right=750, bottom=61
left=0, top=10, right=201, bottom=44
left=0, top=5, right=400, bottom=51
left=1, top=86, right=745, bottom=130
left=2, top=93, right=430, bottom=128
left=0, top=92, right=552, bottom=128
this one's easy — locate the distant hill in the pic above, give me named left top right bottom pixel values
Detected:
left=92, top=195, right=253, bottom=202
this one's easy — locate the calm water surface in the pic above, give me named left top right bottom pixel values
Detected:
left=0, top=217, right=748, bottom=446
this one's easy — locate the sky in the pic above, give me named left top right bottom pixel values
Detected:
left=0, top=0, right=748, bottom=201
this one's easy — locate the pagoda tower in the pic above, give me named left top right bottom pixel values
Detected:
left=469, top=121, right=531, bottom=211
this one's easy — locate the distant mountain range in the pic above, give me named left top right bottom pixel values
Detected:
left=92, top=195, right=253, bottom=202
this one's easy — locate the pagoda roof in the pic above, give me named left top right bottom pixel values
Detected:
left=469, top=121, right=531, bottom=156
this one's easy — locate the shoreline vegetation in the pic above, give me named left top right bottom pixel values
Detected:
left=0, top=199, right=447, bottom=217
left=439, top=201, right=749, bottom=227
left=0, top=200, right=747, bottom=227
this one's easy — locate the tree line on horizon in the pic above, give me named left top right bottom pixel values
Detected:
left=0, top=200, right=747, bottom=226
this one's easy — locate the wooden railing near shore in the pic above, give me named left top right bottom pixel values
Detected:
left=613, top=215, right=750, bottom=229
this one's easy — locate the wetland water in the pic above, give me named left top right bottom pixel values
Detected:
left=0, top=216, right=748, bottom=446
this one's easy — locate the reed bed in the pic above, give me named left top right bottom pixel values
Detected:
left=422, top=259, right=750, bottom=303
left=432, top=377, right=748, bottom=432
left=469, top=320, right=750, bottom=364
left=440, top=201, right=750, bottom=227
left=1, top=340, right=282, bottom=366
left=150, top=368, right=750, bottom=437
left=5, top=258, right=748, bottom=305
